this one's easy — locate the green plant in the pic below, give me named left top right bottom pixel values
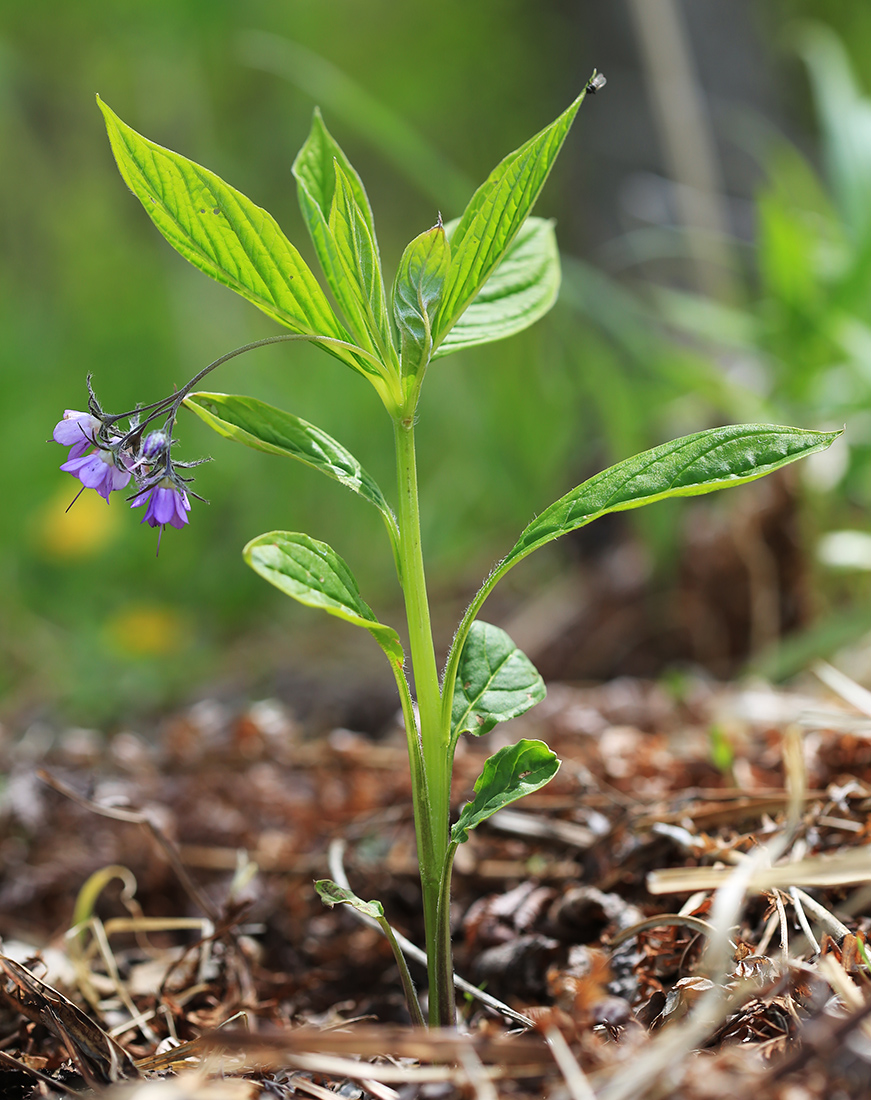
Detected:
left=54, top=82, right=838, bottom=1025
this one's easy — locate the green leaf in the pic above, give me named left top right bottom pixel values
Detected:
left=329, top=162, right=393, bottom=355
left=314, top=879, right=384, bottom=920
left=433, top=216, right=560, bottom=359
left=313, top=876, right=426, bottom=1027
left=97, top=97, right=374, bottom=380
left=451, top=621, right=546, bottom=741
left=244, top=532, right=404, bottom=667
left=451, top=739, right=560, bottom=845
left=293, top=107, right=377, bottom=238
left=292, top=109, right=391, bottom=357
left=433, top=89, right=585, bottom=347
left=503, top=424, right=842, bottom=568
left=393, top=219, right=450, bottom=375
left=184, top=392, right=397, bottom=536
left=442, top=424, right=842, bottom=737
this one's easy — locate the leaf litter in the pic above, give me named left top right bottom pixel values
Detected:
left=1, top=669, right=871, bottom=1097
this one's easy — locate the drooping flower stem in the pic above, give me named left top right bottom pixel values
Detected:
left=393, top=413, right=453, bottom=1026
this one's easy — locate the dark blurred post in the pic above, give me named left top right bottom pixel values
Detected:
left=627, top=0, right=737, bottom=301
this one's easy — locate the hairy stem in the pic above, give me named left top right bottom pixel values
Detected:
left=394, top=415, right=452, bottom=1025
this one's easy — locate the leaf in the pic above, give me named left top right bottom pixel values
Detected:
left=313, top=877, right=426, bottom=1027
left=393, top=219, right=450, bottom=375
left=502, top=424, right=842, bottom=569
left=433, top=90, right=585, bottom=346
left=441, top=424, right=842, bottom=734
left=244, top=531, right=404, bottom=667
left=97, top=97, right=374, bottom=380
left=293, top=107, right=377, bottom=238
left=433, top=216, right=560, bottom=358
left=451, top=739, right=560, bottom=845
left=314, top=879, right=384, bottom=920
left=329, top=162, right=393, bottom=355
left=451, top=621, right=546, bottom=740
left=184, top=392, right=397, bottom=535
left=292, top=109, right=391, bottom=356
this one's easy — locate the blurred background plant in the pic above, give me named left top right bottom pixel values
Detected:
left=5, top=0, right=871, bottom=728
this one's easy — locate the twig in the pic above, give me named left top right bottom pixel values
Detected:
left=788, top=888, right=821, bottom=954
left=544, top=1026, right=597, bottom=1100
left=458, top=1044, right=500, bottom=1100
left=608, top=913, right=720, bottom=950
left=774, top=891, right=790, bottom=967
left=488, top=809, right=596, bottom=849
left=812, top=660, right=871, bottom=717
left=756, top=909, right=780, bottom=957
left=327, top=839, right=535, bottom=1028
left=789, top=886, right=850, bottom=946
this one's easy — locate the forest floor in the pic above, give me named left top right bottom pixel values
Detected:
left=1, top=664, right=871, bottom=1099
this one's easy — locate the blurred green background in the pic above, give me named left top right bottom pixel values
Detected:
left=5, top=0, right=871, bottom=728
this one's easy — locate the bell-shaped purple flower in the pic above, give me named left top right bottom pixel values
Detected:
left=131, top=478, right=191, bottom=529
left=53, top=410, right=102, bottom=460
left=60, top=448, right=132, bottom=502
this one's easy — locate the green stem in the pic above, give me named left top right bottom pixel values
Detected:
left=393, top=414, right=452, bottom=1026
left=376, top=915, right=426, bottom=1028
left=435, top=841, right=459, bottom=1024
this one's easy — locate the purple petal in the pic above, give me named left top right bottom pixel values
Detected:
left=167, top=490, right=191, bottom=529
left=61, top=453, right=104, bottom=487
left=151, top=488, right=177, bottom=525
left=139, top=489, right=161, bottom=527
left=107, top=466, right=132, bottom=492
left=53, top=411, right=100, bottom=457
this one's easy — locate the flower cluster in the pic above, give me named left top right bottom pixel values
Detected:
left=53, top=381, right=206, bottom=549
left=54, top=410, right=133, bottom=501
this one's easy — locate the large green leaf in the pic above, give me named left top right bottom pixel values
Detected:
left=442, top=424, right=842, bottom=733
left=503, top=424, right=841, bottom=567
left=393, top=220, right=450, bottom=376
left=98, top=98, right=374, bottom=380
left=433, top=216, right=560, bottom=359
left=244, top=532, right=404, bottom=667
left=451, top=739, right=560, bottom=845
left=451, top=621, right=546, bottom=741
left=184, top=392, right=397, bottom=542
left=432, top=90, right=585, bottom=347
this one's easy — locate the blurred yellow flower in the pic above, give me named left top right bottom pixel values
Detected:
left=104, top=604, right=192, bottom=657
left=32, top=484, right=122, bottom=558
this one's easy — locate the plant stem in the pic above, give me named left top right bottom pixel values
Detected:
left=393, top=414, right=452, bottom=1026
left=376, top=915, right=426, bottom=1028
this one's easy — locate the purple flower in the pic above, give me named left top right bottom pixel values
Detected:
left=131, top=479, right=191, bottom=529
left=60, top=448, right=132, bottom=502
left=53, top=410, right=101, bottom=460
